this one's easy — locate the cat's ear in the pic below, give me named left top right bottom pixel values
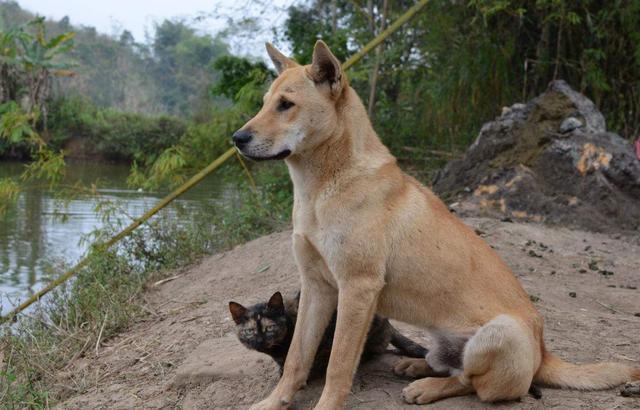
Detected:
left=266, top=43, right=297, bottom=75
left=267, top=291, right=284, bottom=313
left=229, top=301, right=247, bottom=324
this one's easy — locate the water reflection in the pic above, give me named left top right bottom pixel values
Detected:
left=0, top=161, right=227, bottom=313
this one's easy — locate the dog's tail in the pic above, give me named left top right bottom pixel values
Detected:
left=389, top=326, right=428, bottom=358
left=534, top=350, right=640, bottom=390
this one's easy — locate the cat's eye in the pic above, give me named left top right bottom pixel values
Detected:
left=265, top=324, right=275, bottom=332
left=242, top=328, right=255, bottom=336
left=277, top=98, right=294, bottom=112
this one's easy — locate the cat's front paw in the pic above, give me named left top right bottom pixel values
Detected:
left=249, top=396, right=290, bottom=410
left=394, top=357, right=429, bottom=378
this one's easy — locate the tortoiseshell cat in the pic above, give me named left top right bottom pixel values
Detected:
left=229, top=291, right=427, bottom=376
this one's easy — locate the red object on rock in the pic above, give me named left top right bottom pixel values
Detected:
left=636, top=139, right=640, bottom=160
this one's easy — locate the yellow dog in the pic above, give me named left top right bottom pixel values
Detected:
left=232, top=41, right=640, bottom=409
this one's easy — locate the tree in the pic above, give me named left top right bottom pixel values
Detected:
left=151, top=19, right=229, bottom=116
left=13, top=17, right=75, bottom=128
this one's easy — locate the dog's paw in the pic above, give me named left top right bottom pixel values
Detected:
left=402, top=379, right=437, bottom=405
left=249, top=396, right=290, bottom=410
left=394, top=358, right=429, bottom=378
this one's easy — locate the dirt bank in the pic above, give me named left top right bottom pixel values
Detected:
left=433, top=81, right=640, bottom=234
left=56, top=218, right=640, bottom=409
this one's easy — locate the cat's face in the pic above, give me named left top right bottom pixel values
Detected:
left=229, top=292, right=290, bottom=351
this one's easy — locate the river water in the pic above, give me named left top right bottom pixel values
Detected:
left=0, top=161, right=228, bottom=314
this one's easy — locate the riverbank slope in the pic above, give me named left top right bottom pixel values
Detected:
left=57, top=217, right=640, bottom=409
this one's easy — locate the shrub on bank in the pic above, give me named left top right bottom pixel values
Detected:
left=48, top=96, right=187, bottom=163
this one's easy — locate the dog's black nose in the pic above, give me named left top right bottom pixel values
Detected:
left=232, top=129, right=253, bottom=147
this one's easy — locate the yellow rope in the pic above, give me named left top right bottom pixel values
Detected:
left=0, top=0, right=430, bottom=324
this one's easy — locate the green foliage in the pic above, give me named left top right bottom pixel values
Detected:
left=0, top=3, right=232, bottom=116
left=211, top=55, right=271, bottom=101
left=0, top=101, right=38, bottom=147
left=14, top=16, right=75, bottom=73
left=48, top=96, right=187, bottom=164
left=0, top=176, right=19, bottom=215
left=151, top=19, right=229, bottom=116
left=282, top=0, right=640, bottom=156
left=131, top=54, right=271, bottom=190
left=283, top=4, right=350, bottom=64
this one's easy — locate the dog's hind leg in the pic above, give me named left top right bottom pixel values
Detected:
left=401, top=315, right=539, bottom=405
left=461, top=314, right=539, bottom=402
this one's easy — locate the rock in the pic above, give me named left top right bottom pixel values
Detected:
left=621, top=382, right=640, bottom=397
left=433, top=80, right=640, bottom=234
left=559, top=117, right=583, bottom=134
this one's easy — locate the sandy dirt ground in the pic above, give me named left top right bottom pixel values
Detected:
left=56, top=218, right=640, bottom=409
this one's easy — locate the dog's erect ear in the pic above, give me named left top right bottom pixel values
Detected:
left=309, top=40, right=343, bottom=96
left=229, top=301, right=247, bottom=324
left=265, top=43, right=296, bottom=75
left=267, top=291, right=284, bottom=313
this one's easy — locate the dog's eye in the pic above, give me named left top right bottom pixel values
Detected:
left=277, top=98, right=295, bottom=112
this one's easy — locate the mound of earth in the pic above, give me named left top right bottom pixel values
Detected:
left=433, top=80, right=640, bottom=234
left=56, top=219, right=640, bottom=409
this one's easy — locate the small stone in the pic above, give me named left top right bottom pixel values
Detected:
left=584, top=245, right=591, bottom=251
left=599, top=269, right=614, bottom=276
left=529, top=295, right=540, bottom=302
left=550, top=270, right=556, bottom=275
left=528, top=250, right=542, bottom=258
left=569, top=292, right=577, bottom=298
left=579, top=269, right=587, bottom=273
left=559, top=117, right=583, bottom=134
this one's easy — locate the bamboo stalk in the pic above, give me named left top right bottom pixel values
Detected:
left=0, top=1, right=431, bottom=324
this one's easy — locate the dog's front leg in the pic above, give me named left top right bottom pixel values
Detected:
left=314, top=275, right=384, bottom=409
left=250, top=235, right=337, bottom=410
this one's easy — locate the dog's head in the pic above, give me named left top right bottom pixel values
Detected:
left=232, top=41, right=347, bottom=161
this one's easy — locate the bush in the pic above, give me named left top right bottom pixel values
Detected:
left=48, top=96, right=187, bottom=163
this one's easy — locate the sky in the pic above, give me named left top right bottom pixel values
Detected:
left=16, top=0, right=297, bottom=56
